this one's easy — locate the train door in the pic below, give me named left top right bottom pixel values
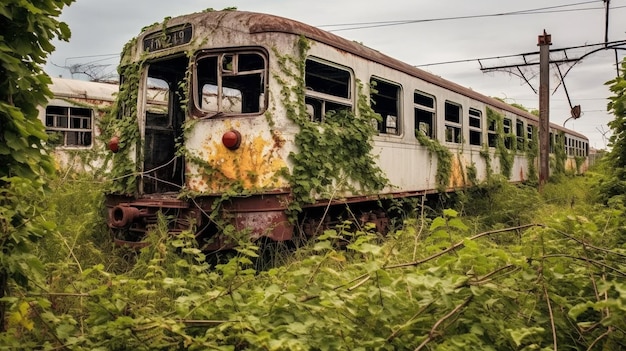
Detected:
left=141, top=56, right=188, bottom=194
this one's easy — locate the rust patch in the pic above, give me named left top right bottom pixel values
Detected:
left=449, top=155, right=465, bottom=188
left=234, top=210, right=293, bottom=241
left=188, top=131, right=287, bottom=192
left=271, top=129, right=286, bottom=149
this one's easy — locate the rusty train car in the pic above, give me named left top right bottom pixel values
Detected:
left=103, top=10, right=589, bottom=249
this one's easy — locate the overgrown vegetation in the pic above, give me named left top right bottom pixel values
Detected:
left=596, top=58, right=626, bottom=206
left=1, top=160, right=623, bottom=350
left=0, top=0, right=74, bottom=332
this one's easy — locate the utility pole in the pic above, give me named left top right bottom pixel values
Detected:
left=538, top=30, right=551, bottom=187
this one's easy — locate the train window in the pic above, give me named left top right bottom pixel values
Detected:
left=487, top=119, right=497, bottom=148
left=45, top=106, right=92, bottom=147
left=305, top=59, right=352, bottom=122
left=414, top=91, right=435, bottom=138
left=516, top=120, right=525, bottom=151
left=371, top=78, right=401, bottom=135
left=444, top=101, right=462, bottom=143
left=195, top=51, right=266, bottom=115
left=503, top=118, right=513, bottom=149
left=146, top=78, right=171, bottom=127
left=527, top=125, right=534, bottom=142
left=468, top=108, right=482, bottom=146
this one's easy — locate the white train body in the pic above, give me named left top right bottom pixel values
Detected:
left=87, top=11, right=589, bottom=247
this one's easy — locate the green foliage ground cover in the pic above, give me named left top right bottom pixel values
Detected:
left=2, top=165, right=625, bottom=350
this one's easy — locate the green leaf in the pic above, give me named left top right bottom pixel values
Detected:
left=507, top=327, right=544, bottom=347
left=430, top=217, right=447, bottom=231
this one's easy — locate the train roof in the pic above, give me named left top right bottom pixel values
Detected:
left=139, top=10, right=587, bottom=140
left=49, top=77, right=118, bottom=102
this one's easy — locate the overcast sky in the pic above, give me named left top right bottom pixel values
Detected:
left=44, top=0, right=626, bottom=150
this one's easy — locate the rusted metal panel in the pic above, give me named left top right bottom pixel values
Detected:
left=185, top=120, right=289, bottom=193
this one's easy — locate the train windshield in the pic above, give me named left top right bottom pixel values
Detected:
left=194, top=51, right=266, bottom=116
left=141, top=55, right=188, bottom=194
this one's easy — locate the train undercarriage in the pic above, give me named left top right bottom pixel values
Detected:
left=104, top=191, right=422, bottom=252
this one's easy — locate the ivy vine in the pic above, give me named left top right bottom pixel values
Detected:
left=99, top=57, right=142, bottom=195
left=273, top=36, right=388, bottom=214
left=553, top=131, right=566, bottom=176
left=486, top=107, right=514, bottom=179
left=527, top=126, right=539, bottom=182
left=479, top=144, right=492, bottom=181
left=415, top=131, right=453, bottom=192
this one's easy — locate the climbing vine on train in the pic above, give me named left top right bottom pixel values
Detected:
left=415, top=131, right=453, bottom=191
left=553, top=131, right=566, bottom=176
left=479, top=144, right=493, bottom=180
left=273, top=36, right=387, bottom=213
left=527, top=126, right=539, bottom=182
left=487, top=107, right=514, bottom=178
left=99, top=39, right=143, bottom=194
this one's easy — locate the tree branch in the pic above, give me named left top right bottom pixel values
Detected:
left=414, top=296, right=473, bottom=351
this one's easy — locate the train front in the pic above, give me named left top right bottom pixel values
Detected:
left=103, top=11, right=294, bottom=250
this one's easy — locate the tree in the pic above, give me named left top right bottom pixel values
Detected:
left=0, top=0, right=74, bottom=331
left=596, top=58, right=626, bottom=204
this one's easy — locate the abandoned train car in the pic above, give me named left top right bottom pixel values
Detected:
left=39, top=77, right=118, bottom=171
left=102, top=10, right=589, bottom=249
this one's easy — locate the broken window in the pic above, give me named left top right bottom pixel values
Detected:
left=414, top=91, right=435, bottom=138
left=516, top=120, right=525, bottom=151
left=45, top=106, right=92, bottom=147
left=444, top=101, right=462, bottom=143
left=468, top=108, right=482, bottom=146
left=371, top=77, right=401, bottom=135
left=142, top=55, right=188, bottom=193
left=195, top=51, right=266, bottom=115
left=305, top=59, right=352, bottom=122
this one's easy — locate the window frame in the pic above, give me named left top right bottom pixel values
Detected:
left=503, top=117, right=513, bottom=150
left=468, top=107, right=482, bottom=146
left=414, top=90, right=436, bottom=139
left=45, top=105, right=93, bottom=147
left=516, top=119, right=525, bottom=151
left=370, top=77, right=402, bottom=136
left=444, top=101, right=462, bottom=144
left=305, top=58, right=354, bottom=123
left=527, top=124, right=534, bottom=143
left=193, top=48, right=268, bottom=117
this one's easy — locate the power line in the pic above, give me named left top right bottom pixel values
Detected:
left=319, top=1, right=625, bottom=32
left=414, top=40, right=626, bottom=67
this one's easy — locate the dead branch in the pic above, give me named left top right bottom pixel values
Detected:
left=414, top=296, right=473, bottom=351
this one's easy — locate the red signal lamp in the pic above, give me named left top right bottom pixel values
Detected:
left=108, top=136, right=120, bottom=153
left=222, top=130, right=241, bottom=150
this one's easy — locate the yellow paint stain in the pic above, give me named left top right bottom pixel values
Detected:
left=565, top=158, right=576, bottom=172
left=449, top=155, right=466, bottom=188
left=191, top=132, right=288, bottom=192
